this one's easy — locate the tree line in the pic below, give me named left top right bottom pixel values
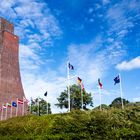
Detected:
left=31, top=84, right=136, bottom=115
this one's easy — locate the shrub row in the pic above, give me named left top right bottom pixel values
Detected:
left=0, top=106, right=140, bottom=139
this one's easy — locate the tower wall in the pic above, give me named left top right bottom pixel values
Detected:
left=0, top=17, right=26, bottom=118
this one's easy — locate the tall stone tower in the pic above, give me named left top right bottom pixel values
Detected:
left=0, top=17, right=25, bottom=118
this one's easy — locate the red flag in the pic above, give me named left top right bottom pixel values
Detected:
left=81, top=83, right=84, bottom=91
left=2, top=105, right=7, bottom=109
left=6, top=103, right=12, bottom=108
left=18, top=99, right=23, bottom=104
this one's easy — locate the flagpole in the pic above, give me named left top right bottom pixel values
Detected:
left=81, top=84, right=83, bottom=110
left=30, top=97, right=32, bottom=114
left=38, top=98, right=40, bottom=116
left=1, top=104, right=3, bottom=121
left=46, top=97, right=48, bottom=115
left=0, top=108, right=1, bottom=121
left=22, top=96, right=24, bottom=116
left=92, top=92, right=94, bottom=108
left=98, top=87, right=102, bottom=110
left=5, top=104, right=8, bottom=120
left=67, top=61, right=70, bottom=112
left=47, top=102, right=48, bottom=115
left=16, top=98, right=18, bottom=117
left=10, top=101, right=12, bottom=118
left=119, top=73, right=124, bottom=109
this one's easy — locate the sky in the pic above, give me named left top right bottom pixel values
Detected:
left=0, top=0, right=140, bottom=113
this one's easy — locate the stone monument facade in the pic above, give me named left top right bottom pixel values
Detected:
left=0, top=17, right=26, bottom=119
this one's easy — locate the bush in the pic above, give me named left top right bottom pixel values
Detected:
left=0, top=106, right=140, bottom=139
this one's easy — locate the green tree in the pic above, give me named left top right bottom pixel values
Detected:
left=110, top=97, right=129, bottom=108
left=55, top=84, right=93, bottom=110
left=31, top=98, right=51, bottom=115
left=94, top=104, right=110, bottom=110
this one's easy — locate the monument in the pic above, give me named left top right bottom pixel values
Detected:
left=0, top=17, right=26, bottom=119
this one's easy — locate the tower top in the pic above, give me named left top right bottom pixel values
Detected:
left=0, top=17, right=14, bottom=34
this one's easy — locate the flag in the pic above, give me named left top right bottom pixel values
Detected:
left=68, top=62, right=74, bottom=70
left=2, top=105, right=7, bottom=109
left=98, top=78, right=102, bottom=89
left=77, top=77, right=84, bottom=91
left=81, top=83, right=84, bottom=91
left=30, top=97, right=33, bottom=104
left=6, top=103, right=12, bottom=108
left=77, top=77, right=82, bottom=84
left=12, top=102, right=17, bottom=107
left=18, top=99, right=23, bottom=104
left=44, top=91, right=47, bottom=96
left=23, top=97, right=29, bottom=103
left=114, top=75, right=120, bottom=85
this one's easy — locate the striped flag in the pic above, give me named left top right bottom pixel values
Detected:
left=77, top=77, right=84, bottom=91
left=81, top=83, right=84, bottom=91
left=77, top=77, right=82, bottom=84
left=6, top=103, right=12, bottom=108
left=2, top=105, right=7, bottom=109
left=18, top=99, right=23, bottom=104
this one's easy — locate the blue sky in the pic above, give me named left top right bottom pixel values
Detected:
left=0, top=0, right=140, bottom=113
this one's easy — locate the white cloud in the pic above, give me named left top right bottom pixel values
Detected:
left=19, top=44, right=42, bottom=71
left=106, top=0, right=139, bottom=42
left=116, top=56, right=140, bottom=71
left=67, top=35, right=125, bottom=90
left=0, top=0, right=62, bottom=46
left=21, top=69, right=67, bottom=113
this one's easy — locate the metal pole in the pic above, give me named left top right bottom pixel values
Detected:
left=46, top=97, right=48, bottom=114
left=5, top=104, right=7, bottom=120
left=22, top=97, right=24, bottom=116
left=81, top=84, right=83, bottom=110
left=30, top=97, right=32, bottom=114
left=1, top=104, right=3, bottom=121
left=10, top=101, right=12, bottom=118
left=98, top=87, right=101, bottom=110
left=119, top=73, right=124, bottom=109
left=38, top=98, right=40, bottom=116
left=67, top=61, right=70, bottom=112
left=16, top=98, right=18, bottom=117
